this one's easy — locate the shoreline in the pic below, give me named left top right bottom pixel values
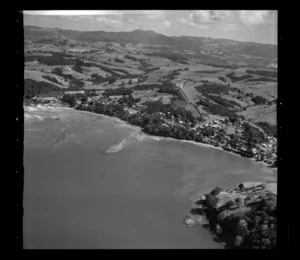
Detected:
left=24, top=104, right=277, bottom=172
left=185, top=182, right=277, bottom=248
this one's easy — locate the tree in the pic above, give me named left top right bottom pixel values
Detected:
left=128, top=78, right=132, bottom=85
left=62, top=94, right=76, bottom=107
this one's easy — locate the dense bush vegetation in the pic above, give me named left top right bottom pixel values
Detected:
left=218, top=76, right=227, bottom=82
left=50, top=67, right=85, bottom=90
left=62, top=94, right=77, bottom=106
left=195, top=83, right=229, bottom=96
left=25, top=53, right=78, bottom=66
left=34, top=38, right=55, bottom=44
left=91, top=73, right=107, bottom=84
left=251, top=95, right=267, bottom=105
left=246, top=70, right=277, bottom=78
left=201, top=102, right=237, bottom=117
left=226, top=72, right=253, bottom=82
left=24, top=79, right=63, bottom=98
left=42, top=75, right=63, bottom=85
left=243, top=122, right=267, bottom=145
left=255, top=122, right=277, bottom=137
left=195, top=70, right=222, bottom=74
left=208, top=95, right=241, bottom=108
left=71, top=65, right=83, bottom=73
left=132, top=82, right=184, bottom=100
left=102, top=87, right=133, bottom=96
left=68, top=77, right=85, bottom=90
left=195, top=82, right=241, bottom=116
left=114, top=57, right=125, bottom=63
left=244, top=77, right=277, bottom=82
left=164, top=70, right=180, bottom=80
left=124, top=55, right=139, bottom=61
left=145, top=52, right=189, bottom=64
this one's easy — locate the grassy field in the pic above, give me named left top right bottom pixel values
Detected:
left=24, top=34, right=277, bottom=125
left=238, top=103, right=276, bottom=124
left=24, top=70, right=69, bottom=88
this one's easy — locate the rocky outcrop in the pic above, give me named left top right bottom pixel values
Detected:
left=185, top=182, right=277, bottom=249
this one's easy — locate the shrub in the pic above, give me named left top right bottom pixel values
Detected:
left=211, top=186, right=223, bottom=196
left=205, top=194, right=218, bottom=208
left=24, top=79, right=63, bottom=98
left=62, top=94, right=76, bottom=107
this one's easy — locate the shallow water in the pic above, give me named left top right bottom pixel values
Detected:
left=23, top=106, right=277, bottom=249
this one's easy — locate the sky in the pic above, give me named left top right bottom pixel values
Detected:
left=23, top=10, right=278, bottom=44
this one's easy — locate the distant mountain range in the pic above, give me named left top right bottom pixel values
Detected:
left=24, top=25, right=277, bottom=59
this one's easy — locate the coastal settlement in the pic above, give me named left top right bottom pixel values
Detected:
left=28, top=89, right=277, bottom=168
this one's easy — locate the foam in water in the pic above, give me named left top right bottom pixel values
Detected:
left=105, top=139, right=126, bottom=154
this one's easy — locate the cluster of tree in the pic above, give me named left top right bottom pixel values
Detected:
left=251, top=95, right=268, bottom=105
left=255, top=122, right=277, bottom=137
left=197, top=97, right=238, bottom=117
left=132, top=83, right=160, bottom=91
left=102, top=87, right=133, bottom=96
left=203, top=103, right=238, bottom=117
left=208, top=95, right=242, bottom=108
left=90, top=73, right=107, bottom=84
left=51, top=68, right=65, bottom=77
left=24, top=79, right=63, bottom=98
left=239, top=197, right=277, bottom=248
left=132, top=82, right=184, bottom=100
left=75, top=59, right=92, bottom=67
left=42, top=75, right=63, bottom=85
left=203, top=188, right=277, bottom=248
left=198, top=61, right=238, bottom=69
left=244, top=77, right=277, bottom=82
left=246, top=70, right=277, bottom=78
left=94, top=64, right=129, bottom=79
left=144, top=52, right=189, bottom=64
left=75, top=96, right=207, bottom=143
left=195, top=83, right=229, bottom=96
left=230, top=87, right=244, bottom=95
left=226, top=72, right=253, bottom=83
left=58, top=39, right=68, bottom=45
left=62, top=94, right=77, bottom=107
left=118, top=95, right=140, bottom=107
left=25, top=53, right=78, bottom=66
left=114, top=57, right=125, bottom=63
left=71, top=65, right=83, bottom=74
left=195, top=70, right=222, bottom=74
left=142, top=66, right=161, bottom=73
left=157, top=82, right=184, bottom=100
left=163, top=70, right=180, bottom=80
left=218, top=76, right=227, bottom=82
left=51, top=68, right=85, bottom=90
left=68, top=77, right=85, bottom=90
left=84, top=90, right=98, bottom=97
left=243, top=122, right=268, bottom=146
left=124, top=55, right=139, bottom=61
left=34, top=38, right=55, bottom=44
left=143, top=99, right=196, bottom=124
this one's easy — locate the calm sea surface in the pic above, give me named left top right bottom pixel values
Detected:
left=23, top=105, right=277, bottom=249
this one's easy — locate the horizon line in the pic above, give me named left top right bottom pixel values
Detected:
left=23, top=24, right=278, bottom=46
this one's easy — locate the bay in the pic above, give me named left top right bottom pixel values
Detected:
left=23, top=106, right=276, bottom=249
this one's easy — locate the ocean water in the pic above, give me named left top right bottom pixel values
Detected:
left=23, top=105, right=277, bottom=249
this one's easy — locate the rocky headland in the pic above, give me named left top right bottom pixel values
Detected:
left=185, top=181, right=277, bottom=249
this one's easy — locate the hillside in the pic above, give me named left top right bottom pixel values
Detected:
left=24, top=25, right=277, bottom=126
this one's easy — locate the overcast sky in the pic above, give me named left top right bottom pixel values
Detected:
left=23, top=10, right=277, bottom=44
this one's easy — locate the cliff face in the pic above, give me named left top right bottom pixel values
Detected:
left=185, top=182, right=277, bottom=249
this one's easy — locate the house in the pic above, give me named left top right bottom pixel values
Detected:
left=64, top=91, right=85, bottom=95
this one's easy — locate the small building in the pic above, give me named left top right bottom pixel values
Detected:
left=64, top=91, right=85, bottom=95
